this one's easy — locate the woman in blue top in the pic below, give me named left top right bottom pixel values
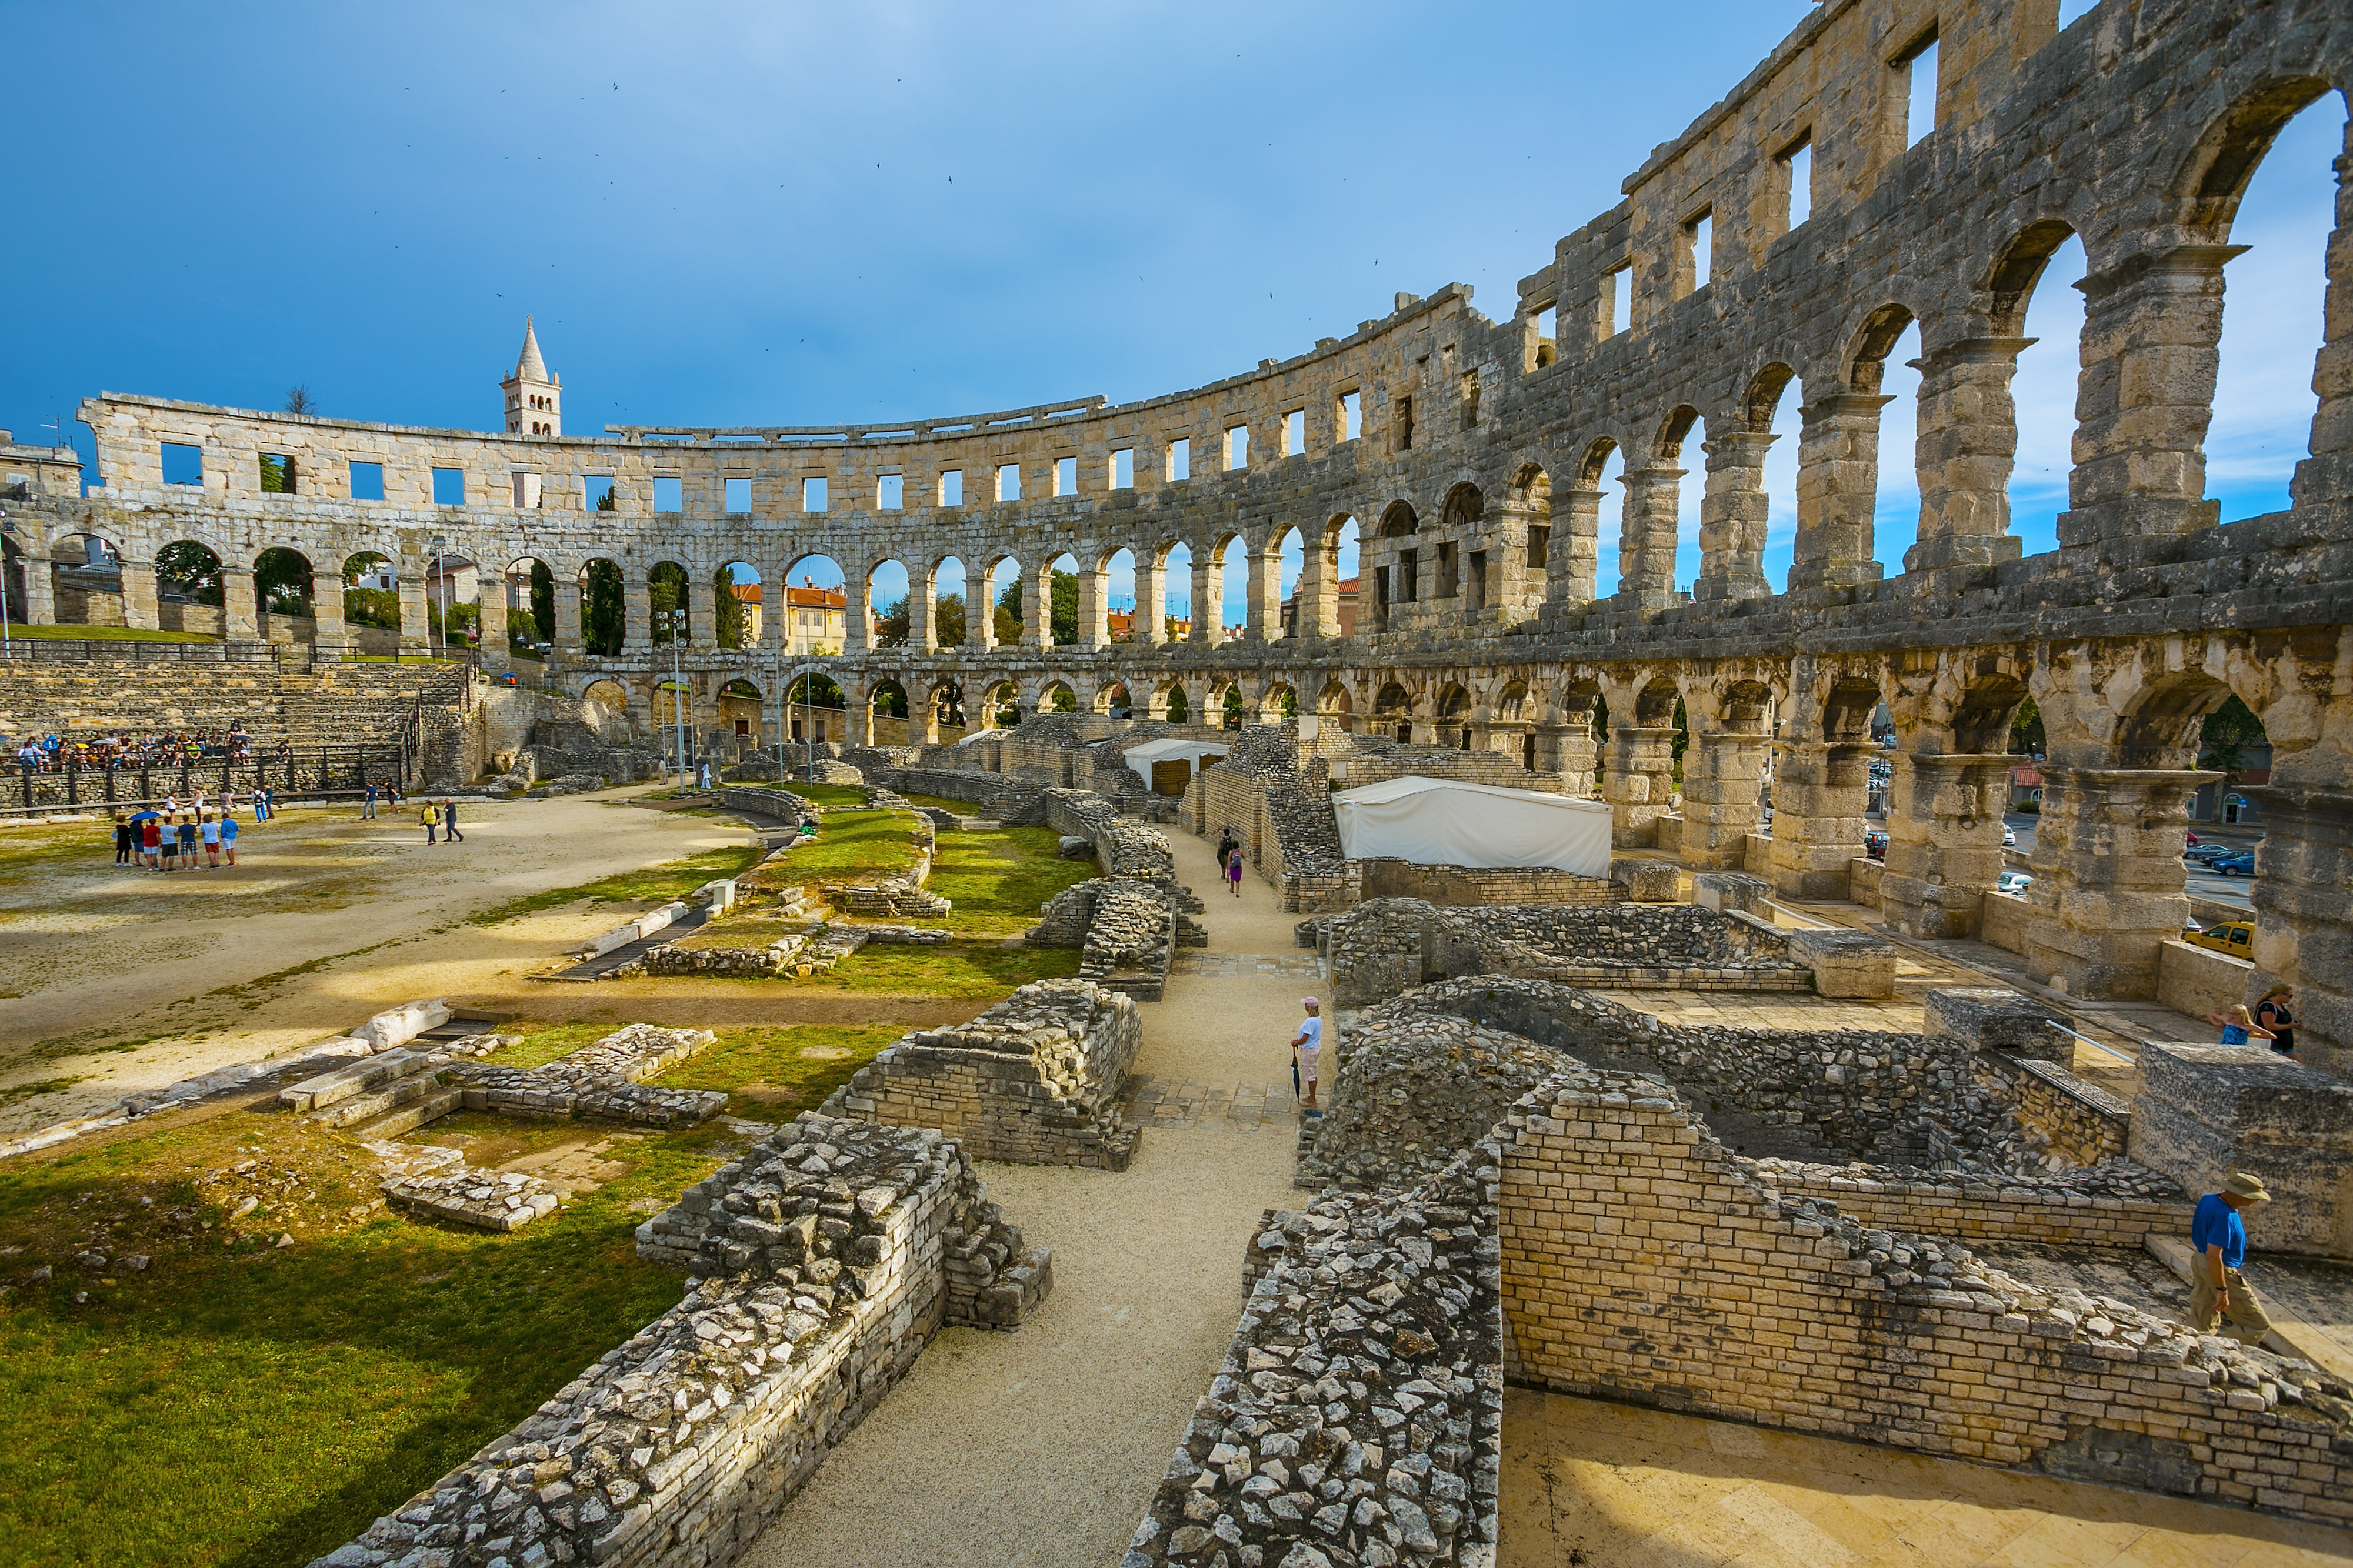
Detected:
left=2204, top=1003, right=2275, bottom=1047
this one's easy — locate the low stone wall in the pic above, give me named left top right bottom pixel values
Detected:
left=1028, top=878, right=1182, bottom=1000
left=1498, top=1075, right=2352, bottom=1528
left=2158, top=938, right=2260, bottom=1021
left=312, top=1115, right=1050, bottom=1568
left=818, top=979, right=1145, bottom=1170
left=1301, top=1009, right=1565, bottom=1192
left=2128, top=1042, right=2353, bottom=1258
left=1122, top=1146, right=1503, bottom=1567
left=1847, top=853, right=1884, bottom=908
left=838, top=747, right=1052, bottom=824
left=1742, top=1160, right=2184, bottom=1247
left=446, top=1024, right=729, bottom=1128
left=1355, top=857, right=1624, bottom=908
left=1987, top=1054, right=2133, bottom=1166
left=1979, top=888, right=2033, bottom=953
left=1044, top=787, right=1177, bottom=883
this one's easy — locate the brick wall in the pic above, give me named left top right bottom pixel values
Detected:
left=1744, top=1162, right=2181, bottom=1247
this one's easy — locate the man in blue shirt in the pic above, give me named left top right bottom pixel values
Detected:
left=2188, top=1171, right=2274, bottom=1345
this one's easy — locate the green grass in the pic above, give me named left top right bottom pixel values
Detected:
left=790, top=783, right=872, bottom=809
left=649, top=1023, right=904, bottom=1118
left=463, top=844, right=762, bottom=928
left=0, top=1108, right=735, bottom=1568
left=917, top=825, right=1095, bottom=936
left=895, top=791, right=986, bottom=818
left=816, top=942, right=1080, bottom=996
left=743, top=809, right=919, bottom=888
left=0, top=623, right=218, bottom=643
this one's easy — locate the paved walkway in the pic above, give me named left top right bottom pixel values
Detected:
left=742, top=823, right=1314, bottom=1568
left=1504, top=1389, right=2353, bottom=1567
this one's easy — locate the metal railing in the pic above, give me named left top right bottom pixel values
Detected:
left=0, top=636, right=482, bottom=669
left=3, top=743, right=411, bottom=817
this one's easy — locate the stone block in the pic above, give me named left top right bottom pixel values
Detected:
left=1692, top=871, right=1772, bottom=916
left=352, top=998, right=449, bottom=1053
left=2156, top=939, right=2260, bottom=1025
left=1611, top=858, right=1681, bottom=903
left=1924, top=988, right=2067, bottom=1060
left=2129, top=1042, right=2353, bottom=1258
left=1787, top=929, right=1897, bottom=998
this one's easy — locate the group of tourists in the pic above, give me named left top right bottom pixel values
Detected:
left=111, top=788, right=276, bottom=870
left=2208, top=985, right=2299, bottom=1060
left=359, top=782, right=465, bottom=845
left=15, top=723, right=278, bottom=775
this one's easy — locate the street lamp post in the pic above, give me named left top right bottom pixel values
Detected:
left=664, top=607, right=689, bottom=788
left=0, top=512, right=15, bottom=658
left=428, top=535, right=449, bottom=659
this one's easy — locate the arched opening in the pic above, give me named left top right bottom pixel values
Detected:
left=1102, top=547, right=1137, bottom=640
left=1436, top=682, right=1473, bottom=749
left=1579, top=439, right=1627, bottom=596
left=1952, top=674, right=2029, bottom=754
left=156, top=539, right=225, bottom=635
left=1219, top=683, right=1245, bottom=730
left=1043, top=552, right=1080, bottom=646
left=719, top=677, right=764, bottom=742
left=1847, top=305, right=1921, bottom=580
left=985, top=556, right=1022, bottom=648
left=715, top=561, right=759, bottom=650
left=1215, top=535, right=1247, bottom=640
left=1374, top=681, right=1414, bottom=743
left=1987, top=223, right=2087, bottom=559
left=784, top=671, right=846, bottom=744
left=507, top=558, right=556, bottom=659
left=868, top=678, right=911, bottom=745
left=1742, top=365, right=1802, bottom=593
left=1821, top=676, right=1881, bottom=743
left=582, top=679, right=632, bottom=722
left=1039, top=679, right=1078, bottom=715
left=782, top=555, right=846, bottom=656
left=1316, top=679, right=1354, bottom=731
left=251, top=546, right=312, bottom=619
left=1272, top=526, right=1304, bottom=639
left=1498, top=680, right=1532, bottom=768
left=1436, top=483, right=1485, bottom=615
left=932, top=555, right=969, bottom=648
left=50, top=533, right=125, bottom=628
left=344, top=551, right=402, bottom=638
left=648, top=561, right=689, bottom=645
left=867, top=558, right=912, bottom=646
left=1654, top=409, right=1707, bottom=595
left=931, top=680, right=969, bottom=742
left=1371, top=503, right=1418, bottom=629
left=1096, top=681, right=1132, bottom=718
left=981, top=680, right=1019, bottom=729
left=1156, top=682, right=1191, bottom=725
left=1159, top=542, right=1192, bottom=639
left=2201, top=88, right=2347, bottom=523
left=1504, top=466, right=1552, bottom=615
left=1261, top=682, right=1298, bottom=722
left=579, top=558, right=625, bottom=655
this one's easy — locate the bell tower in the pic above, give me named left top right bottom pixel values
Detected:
left=502, top=316, right=561, bottom=436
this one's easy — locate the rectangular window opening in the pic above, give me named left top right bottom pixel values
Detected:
left=1395, top=395, right=1414, bottom=452
left=1532, top=305, right=1558, bottom=369
left=1527, top=525, right=1550, bottom=570
left=876, top=473, right=902, bottom=510
left=432, top=466, right=466, bottom=506
left=1339, top=390, right=1361, bottom=442
left=1111, top=448, right=1134, bottom=489
left=161, top=442, right=202, bottom=486
left=1781, top=135, right=1813, bottom=230
left=1467, top=549, right=1487, bottom=612
left=1437, top=540, right=1459, bottom=598
left=349, top=461, right=385, bottom=501
left=1225, top=425, right=1248, bottom=471
left=994, top=463, right=1019, bottom=502
left=654, top=475, right=684, bottom=513
left=1685, top=209, right=1712, bottom=293
left=1398, top=548, right=1418, bottom=602
left=1167, top=438, right=1191, bottom=482
left=1903, top=34, right=1939, bottom=147
left=259, top=452, right=296, bottom=494
left=1461, top=371, right=1481, bottom=430
left=725, top=476, right=753, bottom=513
left=584, top=474, right=616, bottom=511
left=939, top=468, right=964, bottom=506
left=511, top=471, right=544, bottom=509
left=1608, top=266, right=1634, bottom=338
left=1284, top=409, right=1306, bottom=457
left=1055, top=455, right=1077, bottom=496
left=802, top=475, right=829, bottom=512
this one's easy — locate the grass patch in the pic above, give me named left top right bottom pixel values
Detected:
left=894, top=791, right=987, bottom=819
left=464, top=845, right=761, bottom=929
left=913, top=825, right=1094, bottom=937
left=790, top=783, right=871, bottom=809
left=0, top=1079, right=78, bottom=1108
left=0, top=1106, right=737, bottom=1568
left=741, top=809, right=919, bottom=891
left=0, top=623, right=218, bottom=643
left=476, top=1022, right=618, bottom=1070
left=649, top=1023, right=904, bottom=1119
left=814, top=942, right=1079, bottom=997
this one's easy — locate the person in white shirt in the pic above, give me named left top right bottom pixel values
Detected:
left=1292, top=997, right=1324, bottom=1114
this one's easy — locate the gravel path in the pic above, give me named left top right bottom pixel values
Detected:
left=742, top=826, right=1317, bottom=1568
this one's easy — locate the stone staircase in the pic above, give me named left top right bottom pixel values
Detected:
left=0, top=660, right=471, bottom=753
left=279, top=1019, right=508, bottom=1140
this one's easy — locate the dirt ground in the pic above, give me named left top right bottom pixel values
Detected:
left=0, top=789, right=776, bottom=1132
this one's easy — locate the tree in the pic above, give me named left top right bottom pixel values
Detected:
left=157, top=541, right=224, bottom=605
left=934, top=592, right=966, bottom=648
left=582, top=561, right=625, bottom=655
left=259, top=453, right=295, bottom=493
left=284, top=386, right=318, bottom=417
left=530, top=561, right=554, bottom=645
left=1589, top=695, right=1609, bottom=788
left=2198, top=694, right=2267, bottom=787
left=994, top=571, right=1078, bottom=645
left=875, top=596, right=912, bottom=646
left=595, top=484, right=619, bottom=512
left=2008, top=696, right=2045, bottom=755
left=1164, top=686, right=1189, bottom=725
left=649, top=562, right=688, bottom=643
left=252, top=547, right=312, bottom=615
left=507, top=607, right=540, bottom=648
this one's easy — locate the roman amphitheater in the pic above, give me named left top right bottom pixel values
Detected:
left=5, top=2, right=2353, bottom=1566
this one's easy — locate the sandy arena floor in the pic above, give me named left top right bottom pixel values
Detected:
left=0, top=789, right=751, bottom=1131
left=741, top=822, right=1317, bottom=1568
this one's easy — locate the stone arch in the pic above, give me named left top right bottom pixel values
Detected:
left=980, top=553, right=1022, bottom=649
left=1377, top=501, right=1418, bottom=537
left=714, top=560, right=758, bottom=650
left=866, top=556, right=914, bottom=647
left=1094, top=679, right=1132, bottom=717
left=929, top=678, right=969, bottom=741
left=1985, top=219, right=2081, bottom=337
left=582, top=678, right=632, bottom=721
left=2113, top=669, right=2238, bottom=770
left=1315, top=679, right=1354, bottom=730
left=1374, top=680, right=1414, bottom=742
left=1654, top=405, right=1702, bottom=462
left=1843, top=303, right=1919, bottom=395
left=648, top=559, right=689, bottom=645
left=1821, top=675, right=1882, bottom=743
left=868, top=678, right=911, bottom=738
left=48, top=531, right=128, bottom=629
left=1575, top=437, right=1619, bottom=487
left=928, top=554, right=969, bottom=649
left=579, top=557, right=626, bottom=655
left=1949, top=672, right=2029, bottom=753
left=1634, top=675, right=1680, bottom=726
left=2177, top=75, right=2339, bottom=242
left=156, top=538, right=225, bottom=608
left=1741, top=364, right=1797, bottom=432
left=1038, top=679, right=1078, bottom=715
left=1152, top=679, right=1192, bottom=725
left=251, top=545, right=315, bottom=620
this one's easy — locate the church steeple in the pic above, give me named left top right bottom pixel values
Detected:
left=502, top=316, right=562, bottom=436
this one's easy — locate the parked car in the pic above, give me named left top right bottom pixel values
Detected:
left=2209, top=853, right=2257, bottom=876
left=2185, top=920, right=2255, bottom=956
left=1995, top=870, right=2033, bottom=895
left=2002, top=826, right=2017, bottom=846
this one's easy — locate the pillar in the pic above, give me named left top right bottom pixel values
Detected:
left=1878, top=752, right=2012, bottom=937
left=1189, top=552, right=1218, bottom=643
left=914, top=570, right=939, bottom=652
left=477, top=589, right=509, bottom=673
left=1768, top=740, right=1875, bottom=900
left=2022, top=765, right=2218, bottom=998
left=120, top=559, right=160, bottom=630
left=1549, top=712, right=1599, bottom=798
left=1680, top=721, right=1769, bottom=872
left=16, top=549, right=54, bottom=625
left=1907, top=337, right=2034, bottom=575
left=1614, top=467, right=1681, bottom=609
left=845, top=575, right=872, bottom=653
left=2246, top=785, right=2351, bottom=1079
left=1790, top=392, right=1891, bottom=598
left=1135, top=558, right=1166, bottom=643
left=312, top=562, right=346, bottom=655
left=973, top=565, right=999, bottom=651
left=1243, top=548, right=1283, bottom=642
left=2292, top=144, right=2353, bottom=509
left=621, top=573, right=650, bottom=655
left=2059, top=245, right=2241, bottom=551
left=1694, top=433, right=1774, bottom=602
left=222, top=568, right=258, bottom=641
left=397, top=572, right=431, bottom=653
left=552, top=577, right=583, bottom=669
left=686, top=573, right=715, bottom=648
left=1547, top=489, right=1602, bottom=611
left=1079, top=565, right=1108, bottom=650
left=1601, top=724, right=1678, bottom=846
left=1024, top=566, right=1052, bottom=648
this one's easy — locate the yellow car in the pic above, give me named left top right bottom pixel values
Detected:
left=2184, top=920, right=2254, bottom=958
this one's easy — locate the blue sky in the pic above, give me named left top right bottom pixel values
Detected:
left=1, top=1, right=2335, bottom=625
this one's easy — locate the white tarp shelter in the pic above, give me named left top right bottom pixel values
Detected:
left=1331, top=774, right=1614, bottom=876
left=1120, top=737, right=1230, bottom=773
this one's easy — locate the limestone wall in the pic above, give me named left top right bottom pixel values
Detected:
left=1498, top=1078, right=2352, bottom=1527
left=315, top=1116, right=1048, bottom=1568
left=1745, top=1161, right=2181, bottom=1248
left=1354, top=858, right=1622, bottom=908
left=818, top=979, right=1144, bottom=1170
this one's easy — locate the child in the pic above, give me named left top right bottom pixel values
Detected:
left=2205, top=1003, right=2274, bottom=1048
left=200, top=812, right=222, bottom=869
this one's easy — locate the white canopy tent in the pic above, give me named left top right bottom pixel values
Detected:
left=1119, top=736, right=1231, bottom=773
left=1331, top=775, right=1614, bottom=876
